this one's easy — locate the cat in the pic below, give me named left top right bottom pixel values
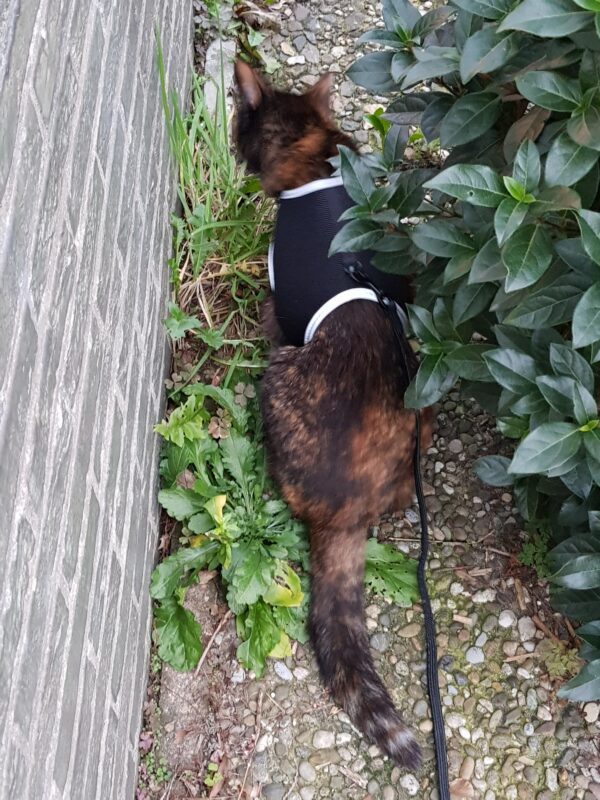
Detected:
left=234, top=60, right=432, bottom=770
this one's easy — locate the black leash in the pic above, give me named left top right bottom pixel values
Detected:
left=346, top=264, right=451, bottom=799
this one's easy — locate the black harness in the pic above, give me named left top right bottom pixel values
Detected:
left=269, top=177, right=409, bottom=346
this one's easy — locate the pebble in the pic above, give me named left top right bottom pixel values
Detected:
left=371, top=632, right=389, bottom=652
left=274, top=662, right=293, bottom=681
left=498, top=610, right=517, bottom=628
left=263, top=784, right=285, bottom=800
left=517, top=617, right=537, bottom=641
left=398, top=623, right=421, bottom=638
left=466, top=647, right=485, bottom=665
left=584, top=703, right=600, bottom=723
left=298, top=762, right=316, bottom=783
left=286, top=55, right=306, bottom=65
left=472, top=589, right=497, bottom=603
left=312, top=730, right=335, bottom=749
left=449, top=439, right=464, bottom=453
left=400, top=774, right=420, bottom=796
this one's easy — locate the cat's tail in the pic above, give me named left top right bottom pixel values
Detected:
left=308, top=525, right=421, bottom=770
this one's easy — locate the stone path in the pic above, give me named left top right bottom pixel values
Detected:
left=139, top=1, right=600, bottom=798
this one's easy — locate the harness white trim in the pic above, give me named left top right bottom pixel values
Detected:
left=268, top=241, right=275, bottom=290
left=304, top=288, right=379, bottom=344
left=279, top=175, right=344, bottom=200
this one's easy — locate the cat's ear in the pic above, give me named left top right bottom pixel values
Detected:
left=234, top=60, right=265, bottom=110
left=306, top=73, right=333, bottom=120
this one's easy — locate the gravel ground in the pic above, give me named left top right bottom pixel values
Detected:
left=137, top=1, right=600, bottom=798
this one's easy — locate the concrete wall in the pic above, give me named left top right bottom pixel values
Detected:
left=0, top=1, right=192, bottom=797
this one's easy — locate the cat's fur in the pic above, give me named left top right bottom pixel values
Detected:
left=234, top=61, right=432, bottom=769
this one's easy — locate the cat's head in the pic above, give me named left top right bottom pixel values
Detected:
left=233, top=61, right=354, bottom=196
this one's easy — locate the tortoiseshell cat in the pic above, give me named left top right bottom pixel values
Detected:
left=234, top=61, right=432, bottom=769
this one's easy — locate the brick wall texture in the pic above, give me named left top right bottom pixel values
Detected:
left=0, top=2, right=192, bottom=797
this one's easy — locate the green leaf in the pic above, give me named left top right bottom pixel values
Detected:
left=469, top=238, right=507, bottom=283
left=388, top=168, right=437, bottom=216
left=578, top=621, right=600, bottom=648
left=220, top=431, right=253, bottom=492
left=263, top=562, right=303, bottom=607
left=424, top=164, right=506, bottom=207
left=550, top=342, right=595, bottom=392
left=536, top=374, right=576, bottom=416
left=499, top=0, right=593, bottom=36
left=552, top=586, right=600, bottom=622
left=410, top=220, right=474, bottom=257
left=515, top=71, right=583, bottom=112
left=444, top=253, right=475, bottom=283
left=484, top=348, right=539, bottom=393
left=383, top=125, right=408, bottom=166
left=580, top=50, right=600, bottom=90
left=440, top=92, right=502, bottom=148
left=237, top=601, right=282, bottom=677
left=155, top=395, right=206, bottom=447
left=497, top=416, right=529, bottom=438
left=567, top=93, right=600, bottom=152
left=558, top=659, right=600, bottom=701
left=505, top=282, right=583, bottom=328
left=407, top=304, right=442, bottom=342
left=460, top=29, right=519, bottom=83
left=150, top=543, right=218, bottom=600
left=573, top=382, right=598, bottom=424
left=513, top=140, right=542, bottom=192
left=383, top=0, right=422, bottom=28
left=357, top=29, right=406, bottom=47
left=451, top=0, right=512, bottom=19
left=272, top=603, right=308, bottom=644
left=196, top=327, right=225, bottom=350
left=405, top=353, right=457, bottom=408
left=445, top=344, right=494, bottom=381
left=502, top=176, right=533, bottom=203
left=401, top=47, right=460, bottom=89
left=573, top=281, right=600, bottom=347
left=577, top=210, right=600, bottom=264
left=453, top=281, right=496, bottom=324
left=163, top=302, right=202, bottom=339
left=494, top=197, right=528, bottom=246
left=583, top=427, right=600, bottom=461
left=226, top=545, right=275, bottom=606
left=545, top=133, right=598, bottom=187
left=338, top=145, right=375, bottom=206
left=158, top=487, right=207, bottom=521
left=154, top=598, right=202, bottom=671
left=329, top=219, right=383, bottom=256
left=509, top=422, right=582, bottom=475
left=502, top=225, right=553, bottom=292
left=555, top=237, right=600, bottom=281
left=530, top=186, right=582, bottom=214
left=364, top=539, right=418, bottom=607
left=552, top=555, right=600, bottom=589
left=421, top=95, right=455, bottom=141
left=346, top=52, right=396, bottom=93
left=474, top=454, right=515, bottom=485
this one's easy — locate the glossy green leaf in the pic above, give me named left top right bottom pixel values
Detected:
left=552, top=586, right=600, bottom=622
left=484, top=348, right=538, bottom=392
left=474, top=455, right=515, bottom=485
left=567, top=93, right=600, bottom=152
left=552, top=555, right=600, bottom=588
left=410, top=220, right=475, bottom=257
left=388, top=168, right=437, bottom=216
left=424, top=164, right=507, bottom=207
left=513, top=140, right=542, bottom=192
left=154, top=598, right=202, bottom=671
left=558, top=659, right=600, bottom=701
left=459, top=29, right=519, bottom=83
left=338, top=145, right=376, bottom=206
left=405, top=353, right=457, bottom=408
left=516, top=71, right=582, bottom=112
left=502, top=225, right=553, bottom=292
left=509, top=422, right=582, bottom=474
left=445, top=343, right=494, bottom=380
left=494, top=197, right=528, bottom=246
left=451, top=0, right=512, bottom=19
left=545, top=133, right=598, bottom=187
left=346, top=52, right=396, bottom=93
left=577, top=210, right=600, bottom=264
left=499, top=0, right=593, bottom=36
left=401, top=47, right=460, bottom=88
left=453, top=281, right=496, bottom=324
left=550, top=343, right=595, bottom=392
left=573, top=281, right=600, bottom=347
left=583, top=427, right=600, bottom=461
left=383, top=0, right=422, bottom=28
left=407, top=304, right=442, bottom=342
left=573, top=382, right=598, bottom=424
left=468, top=238, right=507, bottom=283
left=440, top=92, right=502, bottom=148
left=578, top=621, right=600, bottom=648
left=536, top=374, right=576, bottom=416
left=329, top=219, right=384, bottom=255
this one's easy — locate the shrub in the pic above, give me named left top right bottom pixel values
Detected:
left=336, top=0, right=600, bottom=699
